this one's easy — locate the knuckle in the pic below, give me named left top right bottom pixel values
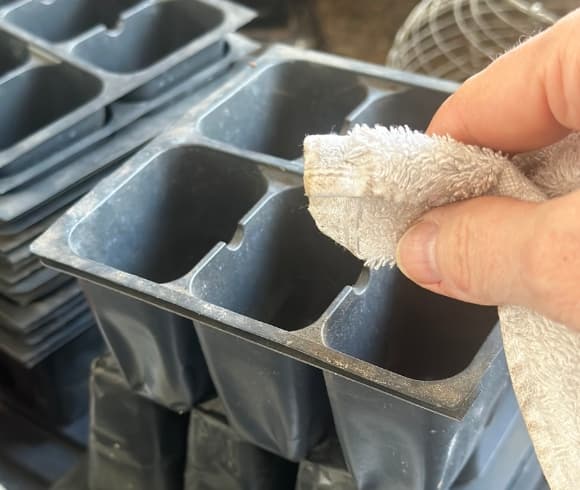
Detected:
left=444, top=213, right=476, bottom=295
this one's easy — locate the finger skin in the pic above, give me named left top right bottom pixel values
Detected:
left=400, top=9, right=580, bottom=330
left=427, top=9, right=580, bottom=152
left=397, top=192, right=580, bottom=331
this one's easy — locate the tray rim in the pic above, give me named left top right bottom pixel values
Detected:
left=32, top=44, right=502, bottom=420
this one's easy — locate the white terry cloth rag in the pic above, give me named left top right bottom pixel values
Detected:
left=303, top=125, right=580, bottom=490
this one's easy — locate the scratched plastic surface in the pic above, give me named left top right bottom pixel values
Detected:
left=33, top=45, right=547, bottom=488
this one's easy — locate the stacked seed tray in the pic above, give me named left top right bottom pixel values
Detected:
left=50, top=355, right=547, bottom=490
left=0, top=0, right=260, bottom=486
left=34, top=43, right=550, bottom=490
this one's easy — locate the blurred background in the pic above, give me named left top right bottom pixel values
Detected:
left=240, top=0, right=577, bottom=81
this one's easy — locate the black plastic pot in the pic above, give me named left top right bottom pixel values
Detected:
left=82, top=282, right=215, bottom=412
left=296, top=436, right=356, bottom=490
left=296, top=397, right=547, bottom=490
left=195, top=325, right=333, bottom=460
left=87, top=354, right=189, bottom=490
left=185, top=397, right=297, bottom=489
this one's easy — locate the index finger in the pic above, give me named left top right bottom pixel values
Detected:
left=427, top=9, right=580, bottom=153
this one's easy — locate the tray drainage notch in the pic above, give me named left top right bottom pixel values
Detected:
left=0, top=64, right=103, bottom=152
left=192, top=187, right=363, bottom=331
left=73, top=0, right=225, bottom=74
left=323, top=267, right=500, bottom=490
left=6, top=0, right=142, bottom=43
left=69, top=146, right=268, bottom=284
left=192, top=187, right=362, bottom=460
left=199, top=61, right=368, bottom=160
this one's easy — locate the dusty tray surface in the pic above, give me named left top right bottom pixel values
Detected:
left=33, top=45, right=501, bottom=419
left=0, top=0, right=253, bottom=176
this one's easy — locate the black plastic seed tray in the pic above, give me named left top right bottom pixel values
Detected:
left=0, top=32, right=250, bottom=197
left=0, top=271, right=70, bottom=305
left=0, top=281, right=81, bottom=333
left=33, top=45, right=516, bottom=482
left=0, top=326, right=104, bottom=425
left=0, top=310, right=94, bottom=366
left=0, top=29, right=255, bottom=197
left=0, top=300, right=88, bottom=345
left=297, top=432, right=546, bottom=490
left=0, top=38, right=257, bottom=316
left=0, top=257, right=41, bottom=284
left=0, top=318, right=99, bottom=379
left=185, top=397, right=298, bottom=490
left=0, top=0, right=253, bottom=181
left=0, top=266, right=57, bottom=293
left=0, top=213, right=54, bottom=253
left=0, top=166, right=116, bottom=238
left=52, top=395, right=299, bottom=490
left=296, top=436, right=355, bottom=490
left=80, top=281, right=215, bottom=412
left=297, top=381, right=547, bottom=490
left=0, top=34, right=259, bottom=362
left=0, top=32, right=256, bottom=267
left=87, top=354, right=189, bottom=490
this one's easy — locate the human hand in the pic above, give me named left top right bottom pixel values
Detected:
left=396, top=9, right=580, bottom=330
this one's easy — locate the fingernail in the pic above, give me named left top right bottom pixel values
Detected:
left=396, top=221, right=441, bottom=285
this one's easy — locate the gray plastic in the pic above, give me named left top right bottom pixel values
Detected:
left=87, top=354, right=189, bottom=490
left=0, top=326, right=104, bottom=424
left=0, top=282, right=81, bottom=332
left=0, top=272, right=70, bottom=306
left=200, top=61, right=367, bottom=159
left=6, top=0, right=142, bottom=43
left=196, top=325, right=333, bottom=460
left=348, top=87, right=449, bottom=130
left=0, top=299, right=87, bottom=345
left=0, top=33, right=256, bottom=226
left=0, top=32, right=255, bottom=200
left=0, top=310, right=93, bottom=365
left=0, top=214, right=56, bottom=253
left=296, top=436, right=355, bottom=490
left=0, top=29, right=28, bottom=76
left=296, top=392, right=548, bottom=490
left=0, top=35, right=258, bottom=373
left=33, top=45, right=524, bottom=484
left=0, top=0, right=253, bottom=177
left=185, top=398, right=298, bottom=489
left=81, top=282, right=214, bottom=412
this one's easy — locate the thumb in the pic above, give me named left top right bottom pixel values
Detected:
left=396, top=193, right=580, bottom=330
